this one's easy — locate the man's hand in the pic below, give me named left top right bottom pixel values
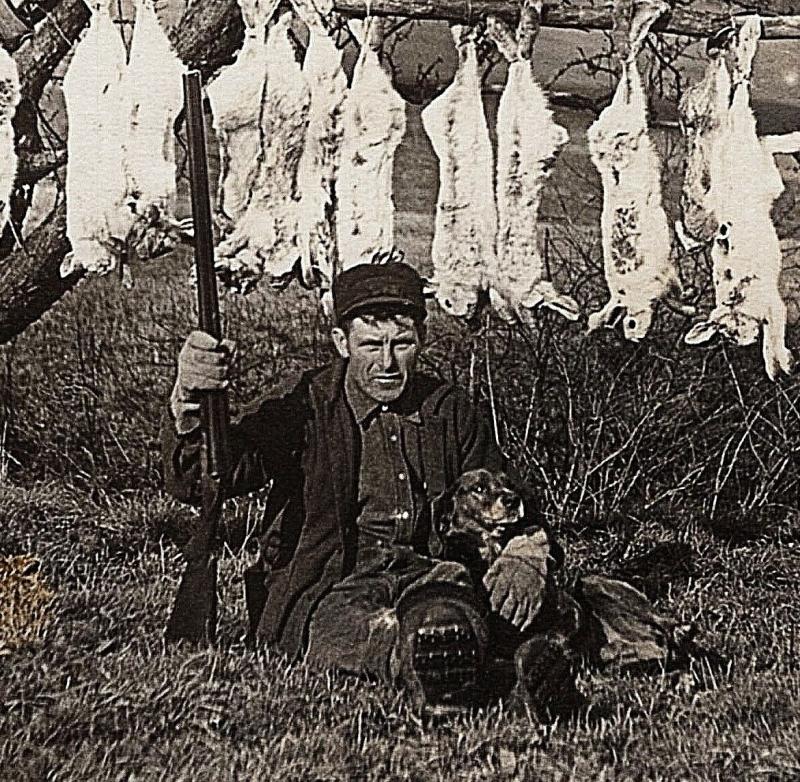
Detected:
left=483, top=530, right=550, bottom=632
left=170, top=330, right=235, bottom=434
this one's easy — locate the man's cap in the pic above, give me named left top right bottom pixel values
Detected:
left=333, top=262, right=428, bottom=323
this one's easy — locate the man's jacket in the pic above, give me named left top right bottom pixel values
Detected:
left=161, top=359, right=503, bottom=660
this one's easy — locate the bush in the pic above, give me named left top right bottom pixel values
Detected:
left=2, top=238, right=798, bottom=537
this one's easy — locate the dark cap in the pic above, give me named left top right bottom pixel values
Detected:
left=333, top=263, right=427, bottom=323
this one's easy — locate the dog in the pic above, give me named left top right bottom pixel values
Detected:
left=440, top=468, right=528, bottom=571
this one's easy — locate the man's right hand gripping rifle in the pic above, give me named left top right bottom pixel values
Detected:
left=164, top=328, right=235, bottom=645
left=170, top=331, right=236, bottom=436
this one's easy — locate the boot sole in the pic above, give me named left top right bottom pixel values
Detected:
left=412, top=623, right=481, bottom=713
left=512, top=635, right=583, bottom=719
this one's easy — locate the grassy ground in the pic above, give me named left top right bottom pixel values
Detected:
left=1, top=252, right=800, bottom=780
left=2, top=476, right=800, bottom=780
left=2, top=99, right=800, bottom=778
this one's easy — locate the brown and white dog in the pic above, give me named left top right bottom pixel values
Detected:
left=440, top=468, right=527, bottom=569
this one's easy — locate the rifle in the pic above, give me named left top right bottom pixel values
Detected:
left=165, top=70, right=229, bottom=645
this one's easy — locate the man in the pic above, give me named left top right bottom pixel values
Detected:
left=161, top=262, right=580, bottom=715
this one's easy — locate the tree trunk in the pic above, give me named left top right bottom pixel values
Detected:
left=0, top=203, right=76, bottom=344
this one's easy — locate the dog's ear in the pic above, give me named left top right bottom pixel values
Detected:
left=498, top=470, right=522, bottom=496
left=430, top=478, right=467, bottom=558
left=431, top=481, right=459, bottom=540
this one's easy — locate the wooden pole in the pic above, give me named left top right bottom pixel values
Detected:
left=332, top=0, right=800, bottom=39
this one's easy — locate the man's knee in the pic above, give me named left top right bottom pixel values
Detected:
left=413, top=559, right=474, bottom=590
left=305, top=592, right=399, bottom=684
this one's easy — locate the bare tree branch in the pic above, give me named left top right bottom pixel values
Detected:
left=17, top=149, right=67, bottom=183
left=14, top=0, right=91, bottom=100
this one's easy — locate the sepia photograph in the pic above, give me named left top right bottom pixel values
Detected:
left=1, top=0, right=799, bottom=778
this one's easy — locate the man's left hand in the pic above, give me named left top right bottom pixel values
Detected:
left=483, top=530, right=550, bottom=632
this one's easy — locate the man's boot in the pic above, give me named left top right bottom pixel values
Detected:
left=395, top=582, right=489, bottom=715
left=508, top=633, right=587, bottom=720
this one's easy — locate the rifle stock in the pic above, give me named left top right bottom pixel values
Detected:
left=165, top=70, right=228, bottom=645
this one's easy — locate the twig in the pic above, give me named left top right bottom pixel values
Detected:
left=483, top=315, right=506, bottom=458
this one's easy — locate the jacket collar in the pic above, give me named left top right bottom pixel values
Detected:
left=321, top=358, right=347, bottom=406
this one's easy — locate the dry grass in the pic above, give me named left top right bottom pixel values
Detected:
left=1, top=253, right=799, bottom=779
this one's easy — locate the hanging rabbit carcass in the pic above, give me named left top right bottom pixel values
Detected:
left=685, top=16, right=793, bottom=380
left=488, top=7, right=578, bottom=323
left=207, top=0, right=280, bottom=230
left=586, top=0, right=692, bottom=341
left=422, top=26, right=495, bottom=320
left=62, top=4, right=132, bottom=276
left=0, top=45, right=19, bottom=237
left=675, top=30, right=734, bottom=250
left=295, top=6, right=348, bottom=293
left=125, top=0, right=185, bottom=260
left=335, top=17, right=406, bottom=274
left=216, top=11, right=311, bottom=292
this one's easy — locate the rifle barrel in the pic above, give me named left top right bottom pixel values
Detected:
left=183, top=70, right=228, bottom=480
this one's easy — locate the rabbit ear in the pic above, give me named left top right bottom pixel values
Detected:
left=59, top=252, right=78, bottom=279
left=587, top=302, right=625, bottom=332
left=762, top=315, right=794, bottom=382
left=762, top=131, right=800, bottom=156
left=542, top=294, right=581, bottom=322
left=347, top=18, right=364, bottom=45
left=684, top=320, right=720, bottom=345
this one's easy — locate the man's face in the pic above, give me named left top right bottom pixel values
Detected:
left=332, top=314, right=422, bottom=404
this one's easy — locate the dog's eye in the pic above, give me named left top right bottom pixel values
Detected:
left=471, top=486, right=485, bottom=495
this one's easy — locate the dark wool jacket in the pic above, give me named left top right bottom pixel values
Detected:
left=161, top=359, right=505, bottom=660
